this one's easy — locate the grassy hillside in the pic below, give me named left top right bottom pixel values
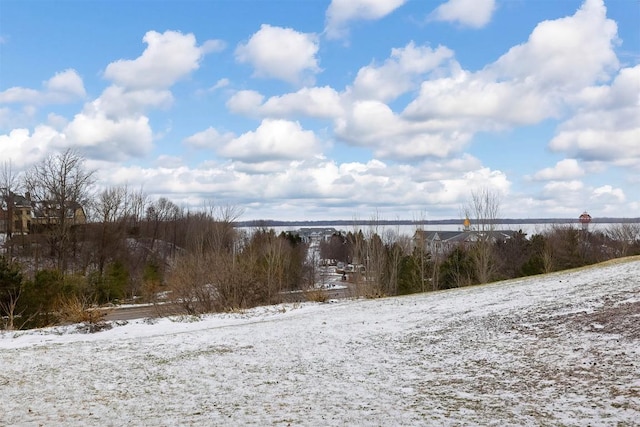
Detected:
left=1, top=258, right=639, bottom=425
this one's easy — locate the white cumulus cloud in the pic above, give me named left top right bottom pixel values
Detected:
left=227, top=86, right=346, bottom=122
left=489, top=0, right=618, bottom=89
left=218, top=119, right=321, bottom=163
left=406, top=0, right=620, bottom=130
left=592, top=185, right=625, bottom=203
left=0, top=126, right=64, bottom=167
left=183, top=127, right=235, bottom=150
left=336, top=100, right=472, bottom=159
left=64, top=111, right=153, bottom=161
left=430, top=0, right=496, bottom=29
left=549, top=65, right=640, bottom=169
left=352, top=42, right=454, bottom=102
left=90, top=85, right=174, bottom=119
left=235, top=25, right=321, bottom=85
left=532, top=159, right=585, bottom=181
left=104, top=30, right=213, bottom=89
left=0, top=69, right=86, bottom=105
left=325, top=0, right=406, bottom=39
left=226, top=90, right=265, bottom=116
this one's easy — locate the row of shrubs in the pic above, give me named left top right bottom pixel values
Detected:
left=2, top=223, right=639, bottom=330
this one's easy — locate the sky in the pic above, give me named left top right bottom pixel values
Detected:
left=0, top=0, right=639, bottom=222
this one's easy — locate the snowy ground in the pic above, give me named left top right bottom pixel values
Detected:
left=1, top=258, right=639, bottom=426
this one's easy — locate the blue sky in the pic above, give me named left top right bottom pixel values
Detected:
left=1, top=0, right=638, bottom=221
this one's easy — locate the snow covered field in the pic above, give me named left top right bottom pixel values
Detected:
left=1, top=258, right=639, bottom=426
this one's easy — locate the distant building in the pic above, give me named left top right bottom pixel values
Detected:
left=0, top=192, right=86, bottom=235
left=0, top=192, right=33, bottom=235
left=31, top=200, right=87, bottom=229
left=297, top=228, right=341, bottom=244
left=579, top=211, right=592, bottom=231
left=413, top=218, right=517, bottom=256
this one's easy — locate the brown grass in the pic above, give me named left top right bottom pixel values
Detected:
left=55, top=295, right=105, bottom=325
left=305, top=288, right=329, bottom=303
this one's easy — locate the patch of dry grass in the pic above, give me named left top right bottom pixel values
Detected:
left=305, top=289, right=329, bottom=303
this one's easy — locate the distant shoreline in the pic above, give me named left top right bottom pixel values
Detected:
left=235, top=218, right=640, bottom=228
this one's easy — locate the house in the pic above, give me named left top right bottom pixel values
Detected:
left=31, top=200, right=87, bottom=228
left=414, top=230, right=475, bottom=256
left=413, top=224, right=517, bottom=256
left=297, top=228, right=340, bottom=244
left=0, top=192, right=33, bottom=235
left=0, top=192, right=86, bottom=235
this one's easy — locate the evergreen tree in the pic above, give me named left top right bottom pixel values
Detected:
left=0, top=257, right=23, bottom=329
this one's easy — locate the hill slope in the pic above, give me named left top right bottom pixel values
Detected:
left=2, top=259, right=639, bottom=426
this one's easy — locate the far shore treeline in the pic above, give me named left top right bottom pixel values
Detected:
left=235, top=217, right=640, bottom=228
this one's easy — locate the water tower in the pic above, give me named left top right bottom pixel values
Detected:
left=579, top=211, right=592, bottom=231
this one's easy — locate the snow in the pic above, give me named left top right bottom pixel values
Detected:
left=1, top=258, right=639, bottom=426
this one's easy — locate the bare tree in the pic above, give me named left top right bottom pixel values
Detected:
left=352, top=214, right=387, bottom=297
left=93, top=185, right=130, bottom=275
left=261, top=231, right=288, bottom=303
left=203, top=202, right=243, bottom=254
left=465, top=188, right=501, bottom=284
left=382, top=226, right=408, bottom=296
left=413, top=211, right=437, bottom=291
left=1, top=160, right=23, bottom=259
left=24, top=149, right=96, bottom=273
left=606, top=223, right=640, bottom=257
left=125, top=187, right=148, bottom=235
left=146, top=197, right=181, bottom=252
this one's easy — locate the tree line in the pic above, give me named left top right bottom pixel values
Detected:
left=1, top=151, right=639, bottom=330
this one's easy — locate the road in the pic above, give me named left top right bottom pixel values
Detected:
left=101, top=303, right=181, bottom=321
left=102, top=269, right=354, bottom=321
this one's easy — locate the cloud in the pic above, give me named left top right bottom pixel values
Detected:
left=542, top=180, right=583, bottom=194
left=0, top=126, right=64, bottom=168
left=592, top=185, right=625, bottom=203
left=0, top=69, right=86, bottom=104
left=226, top=90, right=265, bottom=115
left=1, top=30, right=218, bottom=167
left=218, top=119, right=321, bottom=163
left=0, top=87, right=40, bottom=105
left=351, top=42, right=454, bottom=102
left=549, top=65, right=640, bottom=169
left=92, top=154, right=511, bottom=220
left=230, top=86, right=344, bottom=120
left=532, top=159, right=585, bottom=181
left=34, top=30, right=222, bottom=163
left=325, top=0, right=406, bottom=39
left=223, top=0, right=629, bottom=176
left=405, top=0, right=620, bottom=129
left=200, top=39, right=226, bottom=54
left=183, top=127, right=235, bottom=149
left=90, top=85, right=174, bottom=119
left=207, top=78, right=230, bottom=92
left=154, top=155, right=185, bottom=169
left=404, top=67, right=557, bottom=127
left=46, top=113, right=68, bottom=129
left=45, top=69, right=86, bottom=98
left=0, top=118, right=151, bottom=176
left=104, top=30, right=215, bottom=89
left=63, top=111, right=154, bottom=161
left=226, top=80, right=471, bottom=162
left=489, top=0, right=618, bottom=89
left=235, top=25, right=321, bottom=86
left=430, top=0, right=496, bottom=29
left=336, top=100, right=472, bottom=159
